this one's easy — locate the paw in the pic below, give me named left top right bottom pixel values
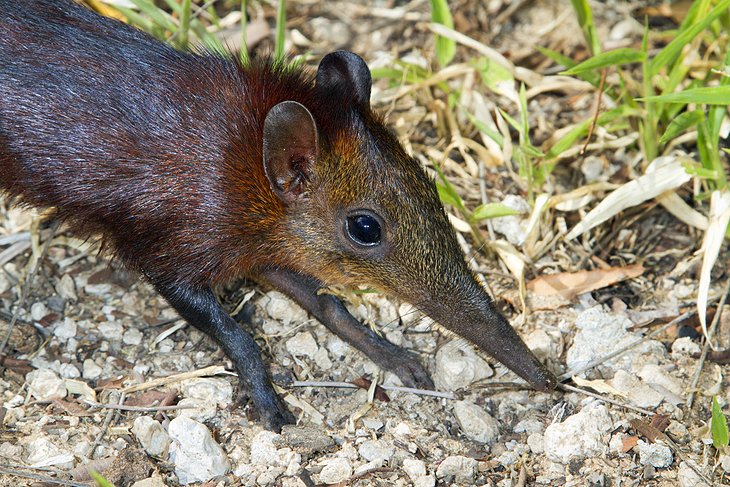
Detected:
left=389, top=353, right=435, bottom=390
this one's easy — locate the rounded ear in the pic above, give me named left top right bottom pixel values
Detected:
left=316, top=51, right=371, bottom=108
left=263, top=101, right=319, bottom=205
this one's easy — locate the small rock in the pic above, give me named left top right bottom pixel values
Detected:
left=353, top=459, right=384, bottom=477
left=26, top=369, right=66, bottom=401
left=131, top=474, right=166, bottom=487
left=403, top=458, right=427, bottom=480
left=286, top=331, right=319, bottom=359
left=566, top=306, right=665, bottom=378
left=523, top=329, right=558, bottom=361
left=435, top=455, right=477, bottom=484
left=514, top=418, right=544, bottom=434
left=53, top=318, right=77, bottom=341
left=180, top=378, right=233, bottom=405
left=97, top=321, right=124, bottom=341
left=313, top=347, right=332, bottom=369
left=279, top=425, right=335, bottom=455
left=251, top=431, right=301, bottom=469
left=414, top=476, right=436, bottom=487
left=82, top=359, right=103, bottom=380
left=168, top=417, right=230, bottom=485
left=637, top=440, right=673, bottom=468
left=131, top=416, right=170, bottom=458
left=30, top=302, right=49, bottom=321
left=318, top=457, right=352, bottom=484
left=85, top=283, right=113, bottom=296
left=666, top=421, right=690, bottom=443
left=637, top=364, right=684, bottom=397
left=58, top=363, right=80, bottom=379
left=123, top=328, right=143, bottom=346
left=56, top=274, right=77, bottom=302
left=453, top=400, right=500, bottom=444
left=609, top=370, right=663, bottom=408
left=362, top=418, right=384, bottom=431
left=527, top=433, right=544, bottom=454
left=543, top=402, right=613, bottom=463
left=357, top=439, right=394, bottom=463
left=677, top=461, right=710, bottom=487
left=433, top=340, right=493, bottom=391
left=671, top=337, right=701, bottom=357
left=26, top=437, right=74, bottom=469
left=492, top=195, right=530, bottom=245
left=263, top=291, right=308, bottom=324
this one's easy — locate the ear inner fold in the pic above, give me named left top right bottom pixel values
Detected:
left=262, top=101, right=319, bottom=204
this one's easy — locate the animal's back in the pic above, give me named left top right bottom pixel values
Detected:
left=0, top=0, right=297, bottom=285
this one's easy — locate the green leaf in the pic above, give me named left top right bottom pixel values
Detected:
left=434, top=166, right=465, bottom=213
left=659, top=110, right=705, bottom=144
left=570, top=0, right=601, bottom=55
left=274, top=0, right=287, bottom=64
left=642, top=86, right=730, bottom=105
left=650, top=0, right=730, bottom=76
left=429, top=0, right=456, bottom=66
left=712, top=396, right=729, bottom=449
left=464, top=111, right=504, bottom=147
left=561, top=48, right=645, bottom=75
left=89, top=470, right=115, bottom=487
left=471, top=57, right=514, bottom=94
left=682, top=162, right=720, bottom=180
left=471, top=203, right=521, bottom=221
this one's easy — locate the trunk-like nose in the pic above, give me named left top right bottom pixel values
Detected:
left=424, top=292, right=557, bottom=391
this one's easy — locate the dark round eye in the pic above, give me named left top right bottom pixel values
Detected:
left=346, top=214, right=381, bottom=246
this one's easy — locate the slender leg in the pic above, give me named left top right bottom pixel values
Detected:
left=154, top=281, right=294, bottom=431
left=258, top=267, right=434, bottom=389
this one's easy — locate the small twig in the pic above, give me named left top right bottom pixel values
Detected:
left=86, top=391, right=124, bottom=459
left=581, top=69, right=607, bottom=155
left=559, top=308, right=698, bottom=381
left=0, top=220, right=59, bottom=355
left=687, top=277, right=730, bottom=409
left=558, top=383, right=654, bottom=416
left=121, top=365, right=231, bottom=393
left=83, top=400, right=196, bottom=412
left=292, top=381, right=455, bottom=399
left=0, top=466, right=89, bottom=487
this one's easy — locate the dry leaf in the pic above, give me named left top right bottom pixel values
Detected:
left=621, top=435, right=639, bottom=453
left=573, top=376, right=628, bottom=398
left=527, top=263, right=644, bottom=300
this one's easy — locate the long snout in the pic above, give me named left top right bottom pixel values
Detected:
left=425, top=294, right=557, bottom=391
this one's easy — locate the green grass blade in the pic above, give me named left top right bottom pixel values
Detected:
left=177, top=0, right=191, bottom=49
left=129, top=0, right=176, bottom=32
left=650, top=0, right=730, bottom=76
left=274, top=0, right=287, bottom=64
left=89, top=470, right=115, bottom=487
left=429, top=0, right=456, bottom=66
left=659, top=110, right=704, bottom=145
left=570, top=0, right=601, bottom=55
left=471, top=203, right=521, bottom=221
left=434, top=166, right=466, bottom=214
left=712, top=396, right=729, bottom=449
left=561, top=48, right=645, bottom=75
left=465, top=111, right=504, bottom=147
left=240, top=0, right=249, bottom=65
left=642, top=85, right=730, bottom=105
left=545, top=106, right=631, bottom=159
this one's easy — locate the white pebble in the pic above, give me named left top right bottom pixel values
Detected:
left=435, top=455, right=477, bottom=484
left=678, top=461, right=710, bottom=487
left=433, top=340, right=493, bottom=391
left=318, top=457, right=352, bottom=484
left=58, top=363, right=80, bottom=379
left=26, top=369, right=66, bottom=401
left=286, top=331, right=319, bottom=359
left=357, top=439, right=394, bottom=462
left=527, top=433, right=544, bottom=454
left=263, top=291, right=308, bottom=324
left=637, top=440, right=673, bottom=468
left=543, top=402, right=613, bottom=463
left=123, top=328, right=143, bottom=346
left=97, top=321, right=124, bottom=341
left=26, top=437, right=74, bottom=469
left=30, top=302, right=49, bottom=321
left=402, top=458, right=427, bottom=480
left=83, top=359, right=103, bottom=380
left=168, top=417, right=230, bottom=485
left=180, top=378, right=233, bottom=406
left=637, top=364, right=684, bottom=396
left=609, top=370, right=663, bottom=409
left=53, top=318, right=77, bottom=341
left=132, top=416, right=170, bottom=458
left=56, top=274, right=77, bottom=302
left=671, top=337, right=701, bottom=357
left=453, top=400, right=500, bottom=444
